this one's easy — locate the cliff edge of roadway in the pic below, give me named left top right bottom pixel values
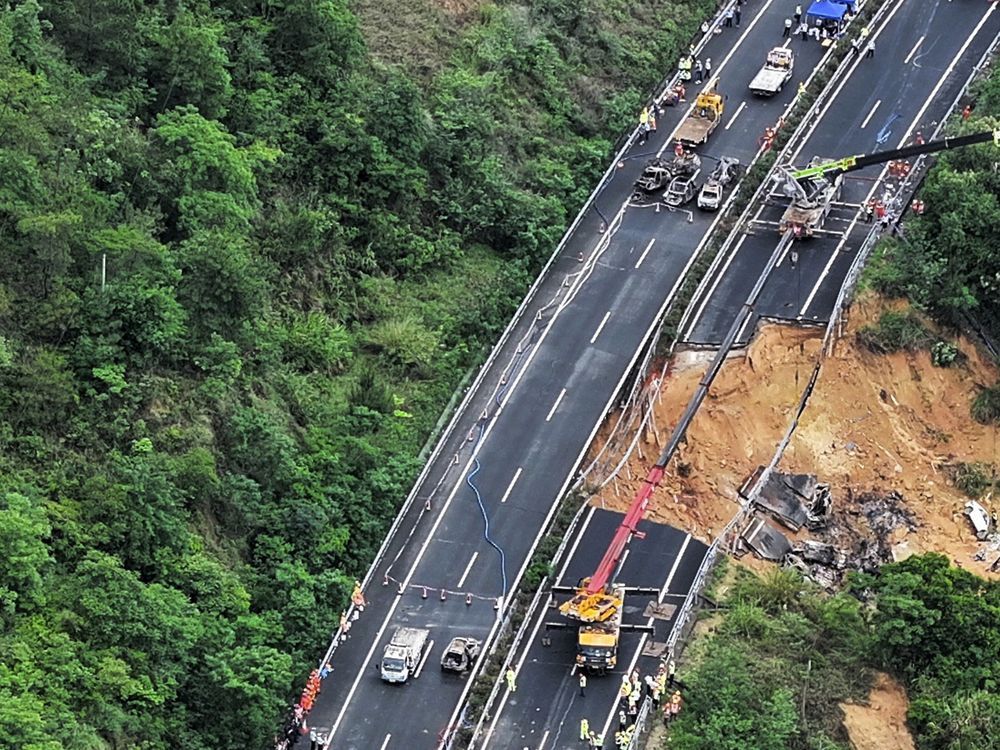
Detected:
left=590, top=292, right=1000, bottom=580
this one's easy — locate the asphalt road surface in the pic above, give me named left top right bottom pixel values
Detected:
left=480, top=510, right=707, bottom=750
left=684, top=0, right=999, bottom=346
left=297, top=0, right=873, bottom=746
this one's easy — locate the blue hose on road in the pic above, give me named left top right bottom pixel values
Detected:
left=465, top=422, right=509, bottom=597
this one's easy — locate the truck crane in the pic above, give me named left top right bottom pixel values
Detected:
left=776, top=128, right=1000, bottom=237
left=544, top=456, right=675, bottom=673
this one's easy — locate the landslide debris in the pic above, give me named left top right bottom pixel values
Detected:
left=591, top=295, right=1000, bottom=578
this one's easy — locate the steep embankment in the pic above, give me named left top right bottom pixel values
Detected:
left=596, top=295, right=1000, bottom=577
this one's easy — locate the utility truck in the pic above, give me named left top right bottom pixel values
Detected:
left=380, top=627, right=430, bottom=683
left=773, top=128, right=1000, bottom=238
left=675, top=84, right=724, bottom=147
left=749, top=47, right=794, bottom=97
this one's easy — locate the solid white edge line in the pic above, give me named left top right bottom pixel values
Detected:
left=597, top=534, right=693, bottom=743
left=379, top=733, right=392, bottom=750
left=458, top=551, right=479, bottom=589
left=634, top=238, right=656, bottom=269
left=590, top=311, right=613, bottom=343
left=499, top=467, right=523, bottom=504
left=545, top=388, right=568, bottom=422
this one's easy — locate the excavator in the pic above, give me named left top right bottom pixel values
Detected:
left=775, top=127, right=999, bottom=238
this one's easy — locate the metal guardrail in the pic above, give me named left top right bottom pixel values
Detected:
left=304, top=0, right=741, bottom=687
left=625, top=21, right=1000, bottom=750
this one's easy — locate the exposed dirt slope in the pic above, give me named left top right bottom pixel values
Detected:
left=592, top=295, right=1000, bottom=577
left=841, top=672, right=916, bottom=750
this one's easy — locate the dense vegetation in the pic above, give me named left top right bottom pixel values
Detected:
left=866, top=66, right=1000, bottom=342
left=0, top=1, right=717, bottom=748
left=663, top=556, right=1000, bottom=750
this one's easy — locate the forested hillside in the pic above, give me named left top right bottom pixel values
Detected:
left=0, top=1, right=713, bottom=748
left=666, top=556, right=1000, bottom=750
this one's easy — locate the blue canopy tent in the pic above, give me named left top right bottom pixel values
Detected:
left=834, top=0, right=857, bottom=9
left=806, top=0, right=847, bottom=21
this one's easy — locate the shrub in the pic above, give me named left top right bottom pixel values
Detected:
left=971, top=384, right=1000, bottom=425
left=930, top=341, right=959, bottom=367
left=950, top=461, right=995, bottom=498
left=856, top=310, right=933, bottom=353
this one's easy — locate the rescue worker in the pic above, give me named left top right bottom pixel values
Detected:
left=865, top=39, right=875, bottom=58
left=579, top=672, right=588, bottom=697
left=351, top=580, right=366, bottom=608
left=694, top=58, right=703, bottom=84
left=794, top=4, right=803, bottom=23
left=798, top=81, right=806, bottom=96
left=704, top=57, right=712, bottom=79
left=783, top=17, right=792, bottom=37
left=614, top=730, right=626, bottom=748
left=618, top=708, right=628, bottom=731
left=589, top=731, right=604, bottom=748
left=505, top=667, right=517, bottom=692
left=679, top=55, right=693, bottom=81
left=962, top=104, right=973, bottom=120
left=620, top=673, right=631, bottom=694
left=580, top=717, right=590, bottom=742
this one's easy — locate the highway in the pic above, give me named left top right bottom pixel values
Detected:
left=479, top=511, right=706, bottom=750
left=684, top=0, right=999, bottom=346
left=296, top=0, right=840, bottom=747
left=474, top=3, right=1000, bottom=748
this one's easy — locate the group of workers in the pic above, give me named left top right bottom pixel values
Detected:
left=576, top=659, right=684, bottom=747
left=273, top=580, right=369, bottom=749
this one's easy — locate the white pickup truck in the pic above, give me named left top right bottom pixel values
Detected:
left=380, top=627, right=430, bottom=683
left=749, top=47, right=794, bottom=96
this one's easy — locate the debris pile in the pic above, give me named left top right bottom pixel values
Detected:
left=737, top=473, right=923, bottom=587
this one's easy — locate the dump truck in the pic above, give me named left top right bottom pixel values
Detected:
left=440, top=636, right=481, bottom=673
left=380, top=627, right=430, bottom=683
left=749, top=47, right=794, bottom=96
left=674, top=86, right=724, bottom=147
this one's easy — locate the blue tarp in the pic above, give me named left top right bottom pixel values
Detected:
left=806, top=0, right=847, bottom=21
left=834, top=0, right=857, bottom=9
